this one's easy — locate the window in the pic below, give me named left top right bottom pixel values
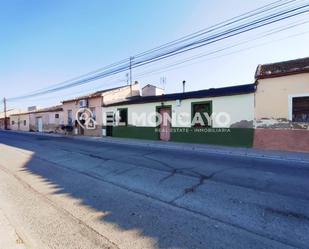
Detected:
left=55, top=114, right=59, bottom=119
left=192, top=102, right=212, bottom=127
left=106, top=112, right=114, bottom=126
left=12, top=120, right=15, bottom=125
left=292, top=96, right=309, bottom=122
left=90, top=107, right=96, bottom=121
left=23, top=120, right=26, bottom=126
left=68, top=110, right=73, bottom=125
left=118, top=108, right=128, bottom=126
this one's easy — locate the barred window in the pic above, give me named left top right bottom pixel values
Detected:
left=292, top=97, right=309, bottom=122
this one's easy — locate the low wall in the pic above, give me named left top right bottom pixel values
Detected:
left=253, top=128, right=309, bottom=152
left=30, top=124, right=64, bottom=134
left=112, top=126, right=158, bottom=140
left=171, top=128, right=254, bottom=147
left=110, top=126, right=254, bottom=148
left=84, top=125, right=103, bottom=137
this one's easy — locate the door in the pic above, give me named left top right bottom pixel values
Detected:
left=159, top=107, right=171, bottom=141
left=106, top=112, right=114, bottom=136
left=77, top=112, right=85, bottom=135
left=36, top=117, right=43, bottom=132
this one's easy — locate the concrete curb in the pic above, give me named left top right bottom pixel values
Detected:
left=3, top=130, right=309, bottom=164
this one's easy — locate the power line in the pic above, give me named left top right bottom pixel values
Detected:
left=131, top=3, right=309, bottom=69
left=133, top=18, right=309, bottom=79
left=134, top=0, right=297, bottom=58
left=7, top=0, right=309, bottom=102
left=135, top=30, right=309, bottom=81
left=9, top=75, right=127, bottom=103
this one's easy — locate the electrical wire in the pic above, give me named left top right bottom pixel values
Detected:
left=6, top=0, right=309, bottom=102
left=133, top=18, right=309, bottom=78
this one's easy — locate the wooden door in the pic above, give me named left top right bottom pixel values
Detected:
left=159, top=107, right=171, bottom=141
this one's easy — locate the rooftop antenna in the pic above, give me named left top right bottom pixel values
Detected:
left=129, top=56, right=134, bottom=85
left=126, top=73, right=129, bottom=85
left=160, top=76, right=166, bottom=90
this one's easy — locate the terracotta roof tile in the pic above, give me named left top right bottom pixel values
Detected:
left=255, top=57, right=309, bottom=79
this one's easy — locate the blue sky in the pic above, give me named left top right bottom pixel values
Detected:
left=1, top=0, right=309, bottom=110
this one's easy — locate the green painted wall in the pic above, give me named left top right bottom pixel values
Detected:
left=170, top=127, right=254, bottom=147
left=108, top=126, right=254, bottom=147
left=112, top=126, right=158, bottom=140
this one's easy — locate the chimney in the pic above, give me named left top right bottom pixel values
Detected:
left=182, top=80, right=186, bottom=93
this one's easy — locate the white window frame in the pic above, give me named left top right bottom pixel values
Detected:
left=90, top=107, right=96, bottom=121
left=288, top=93, right=309, bottom=121
left=68, top=110, right=73, bottom=125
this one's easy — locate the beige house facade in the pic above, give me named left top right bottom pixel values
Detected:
left=29, top=106, right=64, bottom=133
left=254, top=57, right=309, bottom=152
left=255, top=73, right=309, bottom=122
left=10, top=113, right=30, bottom=132
left=0, top=109, right=21, bottom=130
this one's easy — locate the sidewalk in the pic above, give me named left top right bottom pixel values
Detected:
left=76, top=135, right=309, bottom=163
left=3, top=130, right=309, bottom=163
left=0, top=208, right=26, bottom=249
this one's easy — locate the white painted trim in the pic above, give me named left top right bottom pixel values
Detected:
left=288, top=93, right=309, bottom=121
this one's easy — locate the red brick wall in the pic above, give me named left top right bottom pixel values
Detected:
left=253, top=128, right=309, bottom=152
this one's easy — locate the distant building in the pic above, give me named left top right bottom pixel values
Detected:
left=28, top=106, right=38, bottom=112
left=142, top=84, right=165, bottom=96
left=0, top=109, right=22, bottom=130
left=10, top=112, right=30, bottom=132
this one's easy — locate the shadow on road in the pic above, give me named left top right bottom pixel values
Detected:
left=0, top=132, right=213, bottom=249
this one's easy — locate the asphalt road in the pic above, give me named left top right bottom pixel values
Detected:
left=0, top=131, right=308, bottom=249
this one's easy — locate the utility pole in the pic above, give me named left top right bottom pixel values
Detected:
left=3, top=97, right=7, bottom=130
left=129, top=56, right=134, bottom=85
left=129, top=56, right=134, bottom=96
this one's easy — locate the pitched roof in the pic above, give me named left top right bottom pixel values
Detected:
left=255, top=57, right=309, bottom=79
left=0, top=109, right=22, bottom=119
left=10, top=105, right=63, bottom=116
left=104, top=83, right=256, bottom=107
left=31, top=105, right=63, bottom=114
left=62, top=84, right=135, bottom=103
left=10, top=111, right=31, bottom=117
left=142, top=84, right=164, bottom=90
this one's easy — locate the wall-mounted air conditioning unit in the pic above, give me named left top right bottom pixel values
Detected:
left=79, top=99, right=88, bottom=108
